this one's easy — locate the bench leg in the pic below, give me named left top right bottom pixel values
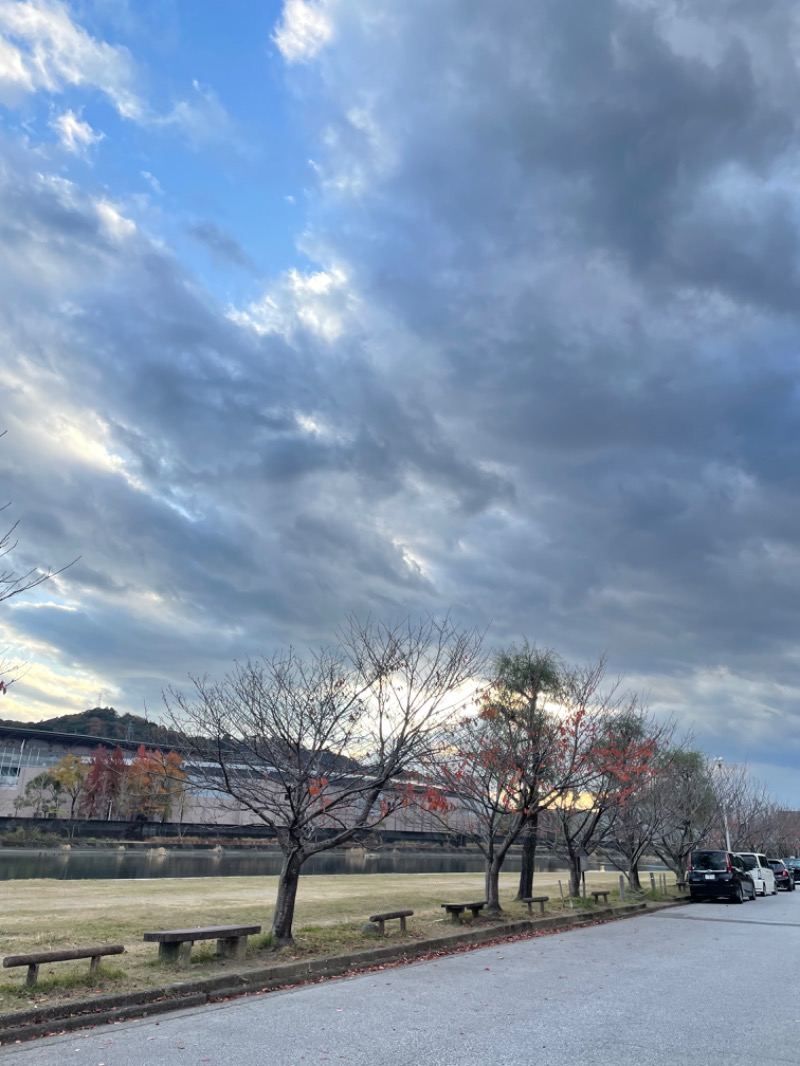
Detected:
left=217, top=936, right=247, bottom=960
left=399, top=916, right=407, bottom=933
left=25, top=963, right=39, bottom=988
left=158, top=942, right=193, bottom=967
left=89, top=956, right=101, bottom=978
left=447, top=909, right=462, bottom=923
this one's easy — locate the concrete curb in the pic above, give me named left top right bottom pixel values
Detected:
left=0, top=901, right=669, bottom=1045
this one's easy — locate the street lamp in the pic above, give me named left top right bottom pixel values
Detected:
left=715, top=757, right=731, bottom=852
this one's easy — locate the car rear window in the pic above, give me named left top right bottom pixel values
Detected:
left=691, top=851, right=728, bottom=870
left=739, top=855, right=757, bottom=869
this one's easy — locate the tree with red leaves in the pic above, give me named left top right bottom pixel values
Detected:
left=431, top=646, right=587, bottom=915
left=80, top=746, right=128, bottom=819
left=548, top=660, right=667, bottom=897
left=126, top=746, right=186, bottom=822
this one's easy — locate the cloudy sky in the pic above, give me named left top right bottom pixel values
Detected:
left=1, top=0, right=799, bottom=802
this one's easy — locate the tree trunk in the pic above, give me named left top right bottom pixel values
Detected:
left=568, top=852, right=582, bottom=898
left=486, top=856, right=504, bottom=914
left=271, top=850, right=304, bottom=945
left=516, top=813, right=539, bottom=900
left=628, top=862, right=641, bottom=891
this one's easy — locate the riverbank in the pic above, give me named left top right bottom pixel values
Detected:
left=0, top=870, right=678, bottom=1021
left=0, top=898, right=668, bottom=1045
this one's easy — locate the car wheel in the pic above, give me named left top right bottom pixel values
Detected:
left=760, top=881, right=767, bottom=896
left=734, top=883, right=745, bottom=904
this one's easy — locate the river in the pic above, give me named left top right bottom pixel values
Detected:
left=0, top=847, right=577, bottom=881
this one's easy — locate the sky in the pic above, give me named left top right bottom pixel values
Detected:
left=1, top=0, right=799, bottom=804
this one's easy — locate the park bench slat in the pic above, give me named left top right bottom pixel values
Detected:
left=3, top=945, right=124, bottom=967
left=142, top=925, right=260, bottom=943
left=3, top=944, right=124, bottom=988
left=143, top=924, right=261, bottom=968
left=521, top=895, right=549, bottom=914
left=367, top=909, right=414, bottom=936
left=441, top=900, right=487, bottom=922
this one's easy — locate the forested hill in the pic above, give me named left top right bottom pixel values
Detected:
left=0, top=707, right=181, bottom=746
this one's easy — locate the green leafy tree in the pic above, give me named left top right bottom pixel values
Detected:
left=49, top=754, right=90, bottom=819
left=492, top=644, right=565, bottom=899
left=649, top=748, right=718, bottom=881
left=14, top=771, right=63, bottom=818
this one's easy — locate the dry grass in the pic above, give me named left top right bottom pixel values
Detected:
left=0, top=869, right=659, bottom=1013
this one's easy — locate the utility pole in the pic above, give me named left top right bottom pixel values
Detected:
left=715, top=757, right=731, bottom=851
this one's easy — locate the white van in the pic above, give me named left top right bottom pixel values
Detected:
left=735, top=852, right=777, bottom=896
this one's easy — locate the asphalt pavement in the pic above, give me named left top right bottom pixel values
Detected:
left=2, top=892, right=800, bottom=1066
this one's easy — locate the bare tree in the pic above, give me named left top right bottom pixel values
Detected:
left=718, top=764, right=781, bottom=853
left=165, top=615, right=484, bottom=944
left=1, top=431, right=77, bottom=690
left=650, top=748, right=718, bottom=880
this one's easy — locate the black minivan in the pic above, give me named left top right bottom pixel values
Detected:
left=687, top=850, right=757, bottom=903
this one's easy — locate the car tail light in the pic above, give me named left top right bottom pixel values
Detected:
left=687, top=855, right=692, bottom=872
left=727, top=855, right=732, bottom=872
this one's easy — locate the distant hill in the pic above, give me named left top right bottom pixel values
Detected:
left=0, top=707, right=182, bottom=747
left=0, top=708, right=359, bottom=772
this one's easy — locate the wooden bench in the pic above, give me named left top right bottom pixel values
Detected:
left=3, top=945, right=124, bottom=988
left=143, top=924, right=261, bottom=968
left=590, top=890, right=611, bottom=904
left=368, top=909, right=414, bottom=935
left=521, top=895, right=549, bottom=915
left=441, top=900, right=487, bottom=922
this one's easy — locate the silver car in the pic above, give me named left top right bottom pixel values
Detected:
left=735, top=852, right=777, bottom=896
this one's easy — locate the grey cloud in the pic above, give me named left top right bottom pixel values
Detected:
left=185, top=220, right=256, bottom=271
left=0, top=126, right=501, bottom=711
left=3, top=2, right=800, bottom=799
left=275, top=0, right=800, bottom=784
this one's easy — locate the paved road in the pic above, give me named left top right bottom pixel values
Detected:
left=3, top=894, right=800, bottom=1066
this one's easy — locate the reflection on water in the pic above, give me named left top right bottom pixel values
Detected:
left=0, top=847, right=575, bottom=881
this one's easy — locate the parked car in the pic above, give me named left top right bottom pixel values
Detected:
left=768, top=859, right=795, bottom=891
left=687, top=850, right=757, bottom=903
left=735, top=852, right=777, bottom=896
left=783, top=858, right=800, bottom=885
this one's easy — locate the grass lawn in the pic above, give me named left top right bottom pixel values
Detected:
left=0, top=869, right=663, bottom=1014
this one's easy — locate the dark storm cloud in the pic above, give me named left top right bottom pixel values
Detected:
left=273, top=0, right=800, bottom=781
left=3, top=0, right=800, bottom=798
left=0, top=121, right=502, bottom=700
